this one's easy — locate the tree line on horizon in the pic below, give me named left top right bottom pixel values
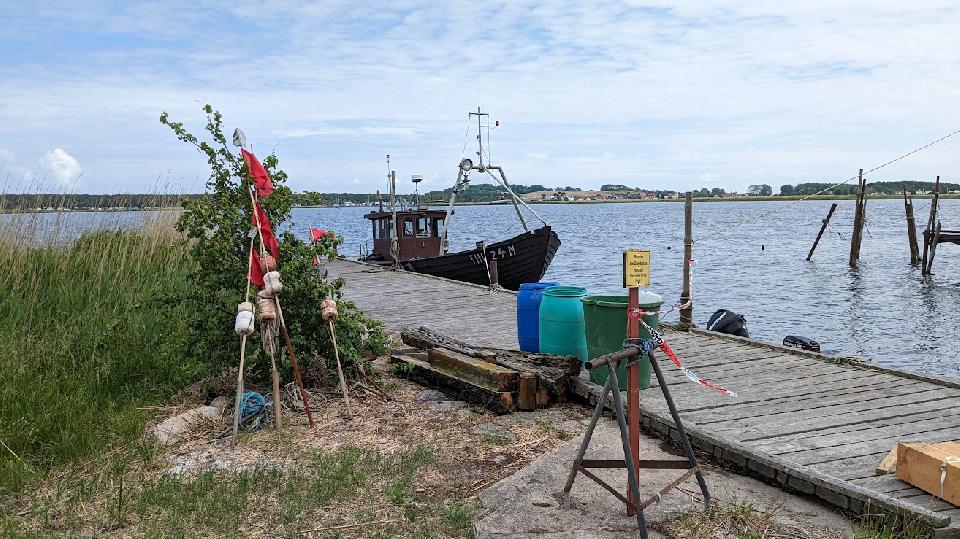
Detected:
left=3, top=179, right=955, bottom=210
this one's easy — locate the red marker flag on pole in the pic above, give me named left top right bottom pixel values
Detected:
left=241, top=149, right=275, bottom=198
left=252, top=200, right=280, bottom=259
left=309, top=227, right=326, bottom=268
left=248, top=248, right=265, bottom=287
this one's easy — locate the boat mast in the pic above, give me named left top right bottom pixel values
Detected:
left=439, top=108, right=553, bottom=256
left=387, top=154, right=399, bottom=264
left=470, top=107, right=529, bottom=232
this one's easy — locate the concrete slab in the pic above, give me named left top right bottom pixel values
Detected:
left=476, top=419, right=855, bottom=538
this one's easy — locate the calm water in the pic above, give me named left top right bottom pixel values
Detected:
left=288, top=200, right=960, bottom=380
left=20, top=200, right=959, bottom=379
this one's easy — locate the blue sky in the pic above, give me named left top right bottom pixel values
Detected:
left=1, top=0, right=958, bottom=194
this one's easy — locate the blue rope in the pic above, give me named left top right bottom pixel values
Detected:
left=237, top=391, right=272, bottom=432
left=622, top=338, right=653, bottom=355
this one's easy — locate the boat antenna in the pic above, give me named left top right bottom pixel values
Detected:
left=412, top=175, right=423, bottom=206
left=469, top=107, right=488, bottom=169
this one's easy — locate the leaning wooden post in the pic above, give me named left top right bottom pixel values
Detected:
left=680, top=192, right=693, bottom=326
left=921, top=176, right=940, bottom=275
left=806, top=203, right=837, bottom=261
left=902, top=185, right=920, bottom=265
left=849, top=169, right=865, bottom=268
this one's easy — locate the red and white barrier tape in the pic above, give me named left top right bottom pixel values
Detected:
left=629, top=307, right=736, bottom=397
left=661, top=258, right=695, bottom=318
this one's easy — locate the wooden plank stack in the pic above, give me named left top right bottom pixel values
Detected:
left=392, top=326, right=580, bottom=413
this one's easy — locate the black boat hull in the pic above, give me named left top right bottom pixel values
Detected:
left=401, top=226, right=560, bottom=291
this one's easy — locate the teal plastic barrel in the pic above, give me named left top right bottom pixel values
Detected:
left=538, top=286, right=588, bottom=361
left=581, top=294, right=663, bottom=391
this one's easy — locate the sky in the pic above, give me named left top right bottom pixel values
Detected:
left=0, top=1, right=958, bottom=195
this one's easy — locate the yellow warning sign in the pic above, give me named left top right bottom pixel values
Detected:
left=622, top=249, right=650, bottom=288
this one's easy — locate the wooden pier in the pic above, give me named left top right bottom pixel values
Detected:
left=326, top=258, right=960, bottom=537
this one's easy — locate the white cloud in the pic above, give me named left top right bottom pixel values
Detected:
left=40, top=148, right=82, bottom=187
left=0, top=148, right=13, bottom=162
left=0, top=1, right=958, bottom=192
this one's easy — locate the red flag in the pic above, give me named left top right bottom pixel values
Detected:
left=309, top=227, right=325, bottom=268
left=251, top=200, right=280, bottom=259
left=248, top=249, right=265, bottom=287
left=241, top=149, right=275, bottom=198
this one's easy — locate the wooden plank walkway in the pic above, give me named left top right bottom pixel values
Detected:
left=326, top=258, right=960, bottom=537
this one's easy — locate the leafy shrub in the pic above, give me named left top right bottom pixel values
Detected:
left=160, top=104, right=386, bottom=380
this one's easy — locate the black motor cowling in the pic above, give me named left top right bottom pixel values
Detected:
left=706, top=309, right=749, bottom=337
left=783, top=335, right=820, bottom=352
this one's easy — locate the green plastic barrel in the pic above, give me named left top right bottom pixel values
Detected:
left=538, top=286, right=588, bottom=361
left=581, top=295, right=663, bottom=391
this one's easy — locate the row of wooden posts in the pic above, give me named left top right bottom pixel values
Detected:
left=806, top=172, right=948, bottom=275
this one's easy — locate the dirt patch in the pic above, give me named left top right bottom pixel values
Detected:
left=5, top=357, right=590, bottom=538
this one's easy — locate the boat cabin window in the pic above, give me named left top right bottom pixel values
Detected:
left=402, top=218, right=414, bottom=237
left=432, top=217, right=444, bottom=237
left=373, top=218, right=392, bottom=240
left=416, top=217, right=430, bottom=237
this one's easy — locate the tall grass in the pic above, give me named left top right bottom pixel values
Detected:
left=0, top=209, right=206, bottom=497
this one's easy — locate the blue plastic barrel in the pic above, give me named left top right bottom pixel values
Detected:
left=517, top=282, right=559, bottom=352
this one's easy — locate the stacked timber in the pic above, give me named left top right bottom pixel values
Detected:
left=392, top=326, right=580, bottom=413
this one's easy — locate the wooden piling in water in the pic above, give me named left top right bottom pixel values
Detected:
left=680, top=192, right=693, bottom=326
left=921, top=176, right=940, bottom=276
left=806, top=203, right=837, bottom=261
left=849, top=169, right=866, bottom=268
left=902, top=184, right=920, bottom=265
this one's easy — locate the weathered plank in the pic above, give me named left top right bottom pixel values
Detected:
left=324, top=257, right=960, bottom=531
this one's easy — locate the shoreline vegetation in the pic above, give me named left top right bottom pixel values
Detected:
left=2, top=192, right=958, bottom=213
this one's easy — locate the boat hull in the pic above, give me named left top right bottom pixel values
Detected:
left=400, top=226, right=560, bottom=291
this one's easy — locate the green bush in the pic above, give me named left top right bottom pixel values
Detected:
left=160, top=104, right=386, bottom=380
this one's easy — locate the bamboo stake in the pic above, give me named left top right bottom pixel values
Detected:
left=233, top=235, right=258, bottom=436
left=269, top=347, right=282, bottom=429
left=232, top=334, right=248, bottom=435
left=806, top=203, right=838, bottom=261
left=328, top=319, right=353, bottom=419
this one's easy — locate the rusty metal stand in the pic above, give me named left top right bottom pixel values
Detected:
left=562, top=351, right=710, bottom=538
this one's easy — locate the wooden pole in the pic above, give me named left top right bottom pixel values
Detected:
left=806, top=203, right=838, bottom=261
left=680, top=192, right=693, bottom=326
left=849, top=169, right=865, bottom=268
left=273, top=297, right=315, bottom=428
left=902, top=185, right=920, bottom=265
left=328, top=320, right=354, bottom=419
left=626, top=287, right=641, bottom=516
left=922, top=176, right=940, bottom=275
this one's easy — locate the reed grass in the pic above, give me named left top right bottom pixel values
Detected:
left=0, top=207, right=205, bottom=498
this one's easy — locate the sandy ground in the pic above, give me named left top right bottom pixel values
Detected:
left=475, top=418, right=855, bottom=538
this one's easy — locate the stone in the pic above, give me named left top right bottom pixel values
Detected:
left=471, top=423, right=518, bottom=444
left=152, top=405, right=222, bottom=445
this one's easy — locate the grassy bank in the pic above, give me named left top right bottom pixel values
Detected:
left=0, top=217, right=205, bottom=497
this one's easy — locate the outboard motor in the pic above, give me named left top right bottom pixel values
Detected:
left=783, top=335, right=820, bottom=353
left=706, top=309, right=749, bottom=338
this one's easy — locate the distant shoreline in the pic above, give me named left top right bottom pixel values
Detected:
left=4, top=193, right=956, bottom=213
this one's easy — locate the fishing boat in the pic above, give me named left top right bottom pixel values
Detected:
left=362, top=109, right=561, bottom=290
